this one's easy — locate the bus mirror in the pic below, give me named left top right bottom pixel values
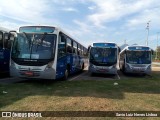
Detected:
left=4, top=33, right=9, bottom=40
left=87, top=45, right=91, bottom=52
left=6, top=34, right=15, bottom=49
left=125, top=50, right=126, bottom=54
left=0, top=31, right=3, bottom=40
left=10, top=35, right=15, bottom=41
left=119, top=47, right=121, bottom=53
left=8, top=31, right=17, bottom=40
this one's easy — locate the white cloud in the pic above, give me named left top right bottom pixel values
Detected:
left=88, top=6, right=96, bottom=10
left=0, top=0, right=56, bottom=24
left=62, top=8, right=79, bottom=12
left=73, top=20, right=93, bottom=33
left=0, top=0, right=159, bottom=49
left=87, top=0, right=160, bottom=27
left=125, top=7, right=160, bottom=30
left=0, top=20, right=20, bottom=30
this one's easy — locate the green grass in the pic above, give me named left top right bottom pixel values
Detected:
left=0, top=72, right=160, bottom=119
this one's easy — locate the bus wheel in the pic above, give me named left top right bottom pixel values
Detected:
left=63, top=69, right=69, bottom=80
left=81, top=63, right=84, bottom=71
left=63, top=65, right=70, bottom=80
left=122, top=65, right=126, bottom=74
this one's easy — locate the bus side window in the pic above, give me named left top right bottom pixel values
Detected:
left=78, top=44, right=80, bottom=55
left=0, top=31, right=3, bottom=48
left=58, top=34, right=66, bottom=58
left=73, top=42, right=77, bottom=55
left=66, top=38, right=72, bottom=53
left=79, top=45, right=82, bottom=56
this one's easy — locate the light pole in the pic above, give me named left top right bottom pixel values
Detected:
left=146, top=21, right=151, bottom=46
left=155, top=32, right=159, bottom=60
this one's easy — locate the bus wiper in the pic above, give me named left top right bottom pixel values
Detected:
left=22, top=32, right=31, bottom=49
left=36, top=32, right=47, bottom=52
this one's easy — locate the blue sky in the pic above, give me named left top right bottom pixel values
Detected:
left=0, top=0, right=160, bottom=49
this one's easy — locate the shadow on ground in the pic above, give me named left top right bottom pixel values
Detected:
left=0, top=70, right=160, bottom=109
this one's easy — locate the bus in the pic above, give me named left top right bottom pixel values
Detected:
left=88, top=42, right=120, bottom=75
left=10, top=26, right=88, bottom=80
left=0, top=27, right=11, bottom=75
left=119, top=45, right=153, bottom=74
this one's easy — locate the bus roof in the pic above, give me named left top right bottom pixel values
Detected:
left=120, top=45, right=152, bottom=54
left=19, top=25, right=87, bottom=49
left=91, top=42, right=118, bottom=48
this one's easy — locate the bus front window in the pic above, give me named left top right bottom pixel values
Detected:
left=11, top=33, right=56, bottom=60
left=126, top=51, right=151, bottom=64
left=90, top=47, right=117, bottom=66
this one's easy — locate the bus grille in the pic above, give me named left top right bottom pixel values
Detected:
left=19, top=70, right=40, bottom=76
left=131, top=64, right=146, bottom=67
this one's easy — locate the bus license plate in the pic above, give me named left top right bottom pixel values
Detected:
left=25, top=71, right=34, bottom=76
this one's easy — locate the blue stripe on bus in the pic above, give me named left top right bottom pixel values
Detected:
left=128, top=47, right=150, bottom=50
left=93, top=43, right=116, bottom=48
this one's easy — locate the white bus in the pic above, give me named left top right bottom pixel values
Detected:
left=10, top=26, right=87, bottom=80
left=88, top=42, right=120, bottom=75
left=119, top=45, right=153, bottom=75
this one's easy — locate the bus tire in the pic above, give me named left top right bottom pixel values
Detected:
left=81, top=63, right=84, bottom=71
left=63, top=65, right=70, bottom=80
left=89, top=72, right=93, bottom=76
left=63, top=69, right=69, bottom=80
left=122, top=65, right=126, bottom=74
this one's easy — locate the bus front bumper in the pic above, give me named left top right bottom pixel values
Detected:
left=10, top=66, right=56, bottom=80
left=89, top=64, right=117, bottom=75
left=125, top=66, right=151, bottom=74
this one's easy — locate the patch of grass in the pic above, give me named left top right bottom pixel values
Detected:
left=0, top=73, right=160, bottom=114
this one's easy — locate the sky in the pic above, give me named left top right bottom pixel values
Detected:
left=0, top=0, right=160, bottom=50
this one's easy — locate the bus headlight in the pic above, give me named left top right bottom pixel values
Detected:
left=46, top=61, right=53, bottom=69
left=112, top=64, right=117, bottom=68
left=10, top=60, right=16, bottom=68
left=147, top=65, right=151, bottom=70
left=90, top=64, right=95, bottom=69
left=126, top=64, right=131, bottom=69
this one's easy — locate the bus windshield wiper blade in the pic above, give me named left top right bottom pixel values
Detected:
left=36, top=32, right=47, bottom=52
left=22, top=32, right=31, bottom=48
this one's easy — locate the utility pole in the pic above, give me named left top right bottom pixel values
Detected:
left=155, top=32, right=159, bottom=60
left=146, top=21, right=151, bottom=46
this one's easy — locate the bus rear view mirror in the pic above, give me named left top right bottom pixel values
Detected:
left=87, top=45, right=91, bottom=52
left=4, top=33, right=9, bottom=40
left=0, top=31, right=3, bottom=40
left=10, top=35, right=15, bottom=41
left=125, top=50, right=126, bottom=54
left=118, top=47, right=121, bottom=53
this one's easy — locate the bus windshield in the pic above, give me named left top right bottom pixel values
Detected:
left=90, top=47, right=117, bottom=66
left=126, top=51, right=151, bottom=64
left=11, top=33, right=56, bottom=60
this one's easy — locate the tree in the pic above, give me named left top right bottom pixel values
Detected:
left=156, top=46, right=160, bottom=60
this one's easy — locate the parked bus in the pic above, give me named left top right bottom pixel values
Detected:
left=88, top=42, right=120, bottom=75
left=119, top=45, right=153, bottom=74
left=0, top=27, right=11, bottom=75
left=10, top=26, right=88, bottom=80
